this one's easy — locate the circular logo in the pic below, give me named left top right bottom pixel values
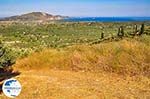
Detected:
left=2, top=78, right=22, bottom=98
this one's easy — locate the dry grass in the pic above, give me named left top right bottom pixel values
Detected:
left=0, top=70, right=150, bottom=99
left=1, top=37, right=150, bottom=99
left=14, top=38, right=150, bottom=77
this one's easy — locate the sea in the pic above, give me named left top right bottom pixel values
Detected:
left=0, top=17, right=150, bottom=22
left=63, top=17, right=150, bottom=22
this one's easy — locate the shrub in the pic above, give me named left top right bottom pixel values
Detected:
left=0, top=41, right=16, bottom=70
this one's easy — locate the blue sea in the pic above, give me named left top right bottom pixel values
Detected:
left=63, top=17, right=150, bottom=22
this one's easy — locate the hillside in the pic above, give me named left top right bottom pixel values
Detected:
left=0, top=12, right=68, bottom=21
left=1, top=38, right=149, bottom=99
left=14, top=37, right=150, bottom=77
left=0, top=22, right=149, bottom=99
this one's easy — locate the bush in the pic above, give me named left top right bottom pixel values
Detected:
left=0, top=41, right=16, bottom=70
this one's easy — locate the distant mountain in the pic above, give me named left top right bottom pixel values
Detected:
left=0, top=12, right=68, bottom=21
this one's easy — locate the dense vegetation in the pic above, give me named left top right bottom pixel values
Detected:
left=0, top=41, right=16, bottom=71
left=0, top=22, right=149, bottom=50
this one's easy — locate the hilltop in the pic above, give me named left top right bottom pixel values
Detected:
left=0, top=12, right=68, bottom=21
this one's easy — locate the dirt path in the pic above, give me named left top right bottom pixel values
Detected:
left=0, top=70, right=150, bottom=99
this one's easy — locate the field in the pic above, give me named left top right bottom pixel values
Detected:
left=0, top=21, right=150, bottom=99
left=0, top=22, right=150, bottom=50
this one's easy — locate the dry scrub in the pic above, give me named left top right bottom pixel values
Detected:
left=14, top=37, right=150, bottom=77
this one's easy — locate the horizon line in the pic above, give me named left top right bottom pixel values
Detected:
left=1, top=11, right=150, bottom=18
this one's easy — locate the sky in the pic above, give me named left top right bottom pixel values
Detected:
left=0, top=0, right=150, bottom=17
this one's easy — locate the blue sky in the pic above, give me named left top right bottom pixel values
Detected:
left=0, top=0, right=150, bottom=17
